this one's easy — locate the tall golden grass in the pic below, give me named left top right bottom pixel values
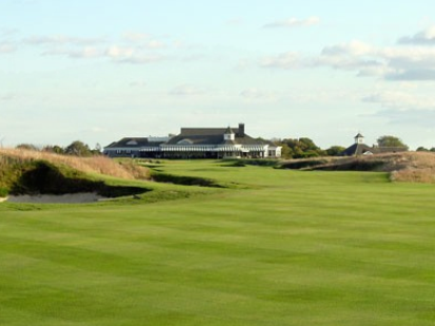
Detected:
left=387, top=152, right=435, bottom=183
left=282, top=152, right=435, bottom=183
left=0, top=148, right=150, bottom=180
left=338, top=152, right=435, bottom=183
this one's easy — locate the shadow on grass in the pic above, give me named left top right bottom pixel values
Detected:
left=10, top=161, right=150, bottom=198
left=151, top=172, right=226, bottom=188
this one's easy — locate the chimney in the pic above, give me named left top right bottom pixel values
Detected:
left=238, top=123, right=245, bottom=137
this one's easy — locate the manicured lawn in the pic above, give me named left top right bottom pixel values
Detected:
left=1, top=160, right=435, bottom=325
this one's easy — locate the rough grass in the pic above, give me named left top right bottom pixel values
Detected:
left=0, top=148, right=151, bottom=197
left=280, top=152, right=435, bottom=183
left=1, top=161, right=435, bottom=325
left=0, top=148, right=150, bottom=181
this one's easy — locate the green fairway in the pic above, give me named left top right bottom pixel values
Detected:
left=1, top=160, right=435, bottom=325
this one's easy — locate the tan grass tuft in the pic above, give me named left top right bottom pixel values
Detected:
left=0, top=148, right=150, bottom=180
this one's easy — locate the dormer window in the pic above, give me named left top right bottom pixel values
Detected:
left=126, top=140, right=138, bottom=145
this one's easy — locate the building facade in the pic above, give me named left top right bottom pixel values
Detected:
left=104, top=123, right=282, bottom=159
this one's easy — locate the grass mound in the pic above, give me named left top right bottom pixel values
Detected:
left=279, top=158, right=331, bottom=170
left=280, top=152, right=435, bottom=183
left=11, top=161, right=148, bottom=197
left=151, top=172, right=225, bottom=188
left=222, top=159, right=280, bottom=168
left=0, top=148, right=150, bottom=181
left=0, top=148, right=151, bottom=198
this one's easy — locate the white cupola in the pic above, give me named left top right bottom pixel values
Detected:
left=224, top=126, right=235, bottom=141
left=355, top=133, right=364, bottom=144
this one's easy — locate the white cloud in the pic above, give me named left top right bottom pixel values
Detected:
left=122, top=32, right=150, bottom=42
left=25, top=35, right=105, bottom=46
left=71, top=47, right=102, bottom=58
left=369, top=109, right=435, bottom=128
left=363, top=89, right=435, bottom=130
left=399, top=26, right=435, bottom=45
left=363, top=91, right=435, bottom=109
left=321, top=40, right=373, bottom=56
left=43, top=46, right=164, bottom=63
left=106, top=46, right=134, bottom=58
left=385, top=69, right=435, bottom=81
left=121, top=32, right=165, bottom=49
left=118, top=54, right=165, bottom=64
left=260, top=52, right=300, bottom=69
left=0, top=42, right=16, bottom=53
left=43, top=46, right=103, bottom=59
left=169, top=84, right=207, bottom=97
left=314, top=35, right=435, bottom=81
left=23, top=32, right=165, bottom=64
left=0, top=93, right=15, bottom=101
left=0, top=28, right=19, bottom=37
left=144, top=40, right=165, bottom=49
left=264, top=16, right=320, bottom=28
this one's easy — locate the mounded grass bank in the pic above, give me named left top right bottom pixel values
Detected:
left=10, top=160, right=150, bottom=198
left=0, top=149, right=151, bottom=199
left=151, top=171, right=226, bottom=188
left=0, top=148, right=150, bottom=183
left=280, top=152, right=435, bottom=183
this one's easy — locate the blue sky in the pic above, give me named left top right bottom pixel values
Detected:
left=2, top=0, right=435, bottom=149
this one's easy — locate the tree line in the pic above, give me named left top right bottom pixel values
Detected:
left=15, top=141, right=102, bottom=157
left=14, top=135, right=414, bottom=159
left=274, top=135, right=409, bottom=159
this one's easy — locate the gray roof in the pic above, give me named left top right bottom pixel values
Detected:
left=167, top=126, right=270, bottom=146
left=105, top=137, right=165, bottom=148
left=342, top=143, right=408, bottom=156
left=224, top=126, right=235, bottom=134
left=341, top=143, right=374, bottom=156
left=104, top=124, right=278, bottom=151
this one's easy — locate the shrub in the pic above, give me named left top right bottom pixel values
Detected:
left=0, top=187, right=8, bottom=197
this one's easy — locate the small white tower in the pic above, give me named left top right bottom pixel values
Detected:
left=224, top=126, right=235, bottom=141
left=355, top=132, right=364, bottom=144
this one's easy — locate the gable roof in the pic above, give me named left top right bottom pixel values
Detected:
left=166, top=126, right=270, bottom=146
left=341, top=143, right=374, bottom=156
left=104, top=137, right=165, bottom=148
left=342, top=143, right=408, bottom=156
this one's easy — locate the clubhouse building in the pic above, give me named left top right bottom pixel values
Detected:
left=104, top=123, right=282, bottom=159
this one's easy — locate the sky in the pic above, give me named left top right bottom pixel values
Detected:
left=2, top=0, right=435, bottom=150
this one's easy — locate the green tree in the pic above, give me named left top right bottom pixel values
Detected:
left=42, top=145, right=65, bottom=154
left=326, top=145, right=346, bottom=156
left=416, top=146, right=429, bottom=152
left=278, top=137, right=324, bottom=158
left=16, top=143, right=39, bottom=151
left=90, top=143, right=102, bottom=155
left=298, top=137, right=319, bottom=152
left=377, top=135, right=408, bottom=149
left=65, top=140, right=92, bottom=156
left=280, top=144, right=292, bottom=159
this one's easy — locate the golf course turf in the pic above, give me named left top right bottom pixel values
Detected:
left=1, top=160, right=434, bottom=325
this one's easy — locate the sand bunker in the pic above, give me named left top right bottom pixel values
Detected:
left=5, top=192, right=106, bottom=204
